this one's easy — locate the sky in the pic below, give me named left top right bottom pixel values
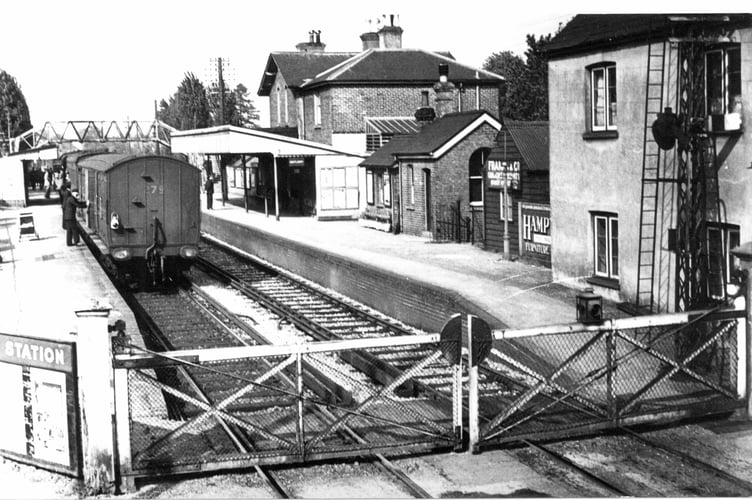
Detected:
left=1, top=0, right=750, bottom=129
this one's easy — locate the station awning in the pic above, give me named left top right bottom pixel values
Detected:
left=171, top=125, right=365, bottom=159
left=4, top=145, right=59, bottom=161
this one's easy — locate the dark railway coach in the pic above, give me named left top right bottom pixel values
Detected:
left=74, top=152, right=201, bottom=283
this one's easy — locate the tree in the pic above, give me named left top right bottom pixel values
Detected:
left=0, top=70, right=33, bottom=152
left=208, top=82, right=260, bottom=128
left=159, top=74, right=260, bottom=130
left=157, top=73, right=212, bottom=130
left=484, top=32, right=555, bottom=121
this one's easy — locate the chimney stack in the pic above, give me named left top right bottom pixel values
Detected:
left=434, top=64, right=457, bottom=118
left=377, top=14, right=403, bottom=49
left=296, top=29, right=326, bottom=53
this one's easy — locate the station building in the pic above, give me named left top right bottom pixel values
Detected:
left=546, top=14, right=752, bottom=310
left=257, top=16, right=505, bottom=155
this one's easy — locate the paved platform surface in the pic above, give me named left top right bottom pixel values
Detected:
left=0, top=193, right=136, bottom=343
left=207, top=188, right=626, bottom=330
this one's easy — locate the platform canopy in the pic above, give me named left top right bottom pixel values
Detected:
left=171, top=125, right=364, bottom=159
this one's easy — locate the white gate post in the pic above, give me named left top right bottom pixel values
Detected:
left=731, top=243, right=752, bottom=419
left=75, top=303, right=116, bottom=494
left=467, top=314, right=480, bottom=453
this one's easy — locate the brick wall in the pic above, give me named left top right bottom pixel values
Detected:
left=398, top=122, right=499, bottom=236
left=201, top=213, right=503, bottom=331
left=297, top=84, right=501, bottom=142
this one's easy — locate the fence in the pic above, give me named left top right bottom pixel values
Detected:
left=433, top=201, right=484, bottom=244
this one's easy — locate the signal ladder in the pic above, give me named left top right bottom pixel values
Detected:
left=635, top=40, right=670, bottom=313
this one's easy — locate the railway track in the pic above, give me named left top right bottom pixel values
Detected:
left=123, top=278, right=432, bottom=497
left=185, top=237, right=752, bottom=497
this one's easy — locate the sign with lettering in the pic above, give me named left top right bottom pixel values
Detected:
left=0, top=333, right=74, bottom=373
left=519, top=203, right=551, bottom=258
left=0, top=333, right=78, bottom=472
left=487, top=160, right=520, bottom=190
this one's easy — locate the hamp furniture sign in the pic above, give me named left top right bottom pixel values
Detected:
left=519, top=203, right=551, bottom=264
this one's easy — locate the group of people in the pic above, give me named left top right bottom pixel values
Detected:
left=59, top=183, right=89, bottom=246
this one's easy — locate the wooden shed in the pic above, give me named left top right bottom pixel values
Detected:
left=483, top=121, right=550, bottom=266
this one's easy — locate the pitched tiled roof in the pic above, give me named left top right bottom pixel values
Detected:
left=302, top=49, right=504, bottom=88
left=361, top=111, right=501, bottom=168
left=258, top=52, right=357, bottom=96
left=547, top=14, right=752, bottom=58
left=496, top=121, right=549, bottom=172
left=359, top=135, right=414, bottom=168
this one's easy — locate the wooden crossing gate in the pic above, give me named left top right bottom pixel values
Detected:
left=114, top=334, right=461, bottom=480
left=113, top=305, right=748, bottom=484
left=468, top=306, right=746, bottom=450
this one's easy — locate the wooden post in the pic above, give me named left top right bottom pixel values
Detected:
left=75, top=304, right=117, bottom=495
left=274, top=156, right=280, bottom=221
left=242, top=154, right=248, bottom=212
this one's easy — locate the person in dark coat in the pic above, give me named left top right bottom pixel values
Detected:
left=59, top=184, right=71, bottom=226
left=204, top=175, right=214, bottom=210
left=63, top=189, right=88, bottom=246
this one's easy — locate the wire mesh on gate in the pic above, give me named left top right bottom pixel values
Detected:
left=122, top=339, right=459, bottom=474
left=476, top=311, right=743, bottom=445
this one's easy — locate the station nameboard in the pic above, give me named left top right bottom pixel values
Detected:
left=0, top=333, right=74, bottom=373
left=487, top=160, right=520, bottom=190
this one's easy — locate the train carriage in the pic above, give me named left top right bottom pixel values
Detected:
left=74, top=152, right=201, bottom=283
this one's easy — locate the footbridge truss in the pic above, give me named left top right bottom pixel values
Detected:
left=13, top=119, right=174, bottom=152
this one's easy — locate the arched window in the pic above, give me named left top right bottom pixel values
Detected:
left=469, top=148, right=490, bottom=206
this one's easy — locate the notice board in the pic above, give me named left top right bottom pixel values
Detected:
left=0, top=333, right=79, bottom=476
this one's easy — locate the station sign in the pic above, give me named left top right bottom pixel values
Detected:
left=0, top=333, right=79, bottom=474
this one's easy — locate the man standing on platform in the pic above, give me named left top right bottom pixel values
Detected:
left=205, top=175, right=214, bottom=210
left=63, top=189, right=89, bottom=246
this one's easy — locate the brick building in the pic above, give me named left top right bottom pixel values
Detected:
left=257, top=17, right=505, bottom=155
left=360, top=105, right=501, bottom=237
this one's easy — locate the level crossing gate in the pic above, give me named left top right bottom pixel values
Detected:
left=112, top=303, right=748, bottom=485
left=113, top=333, right=462, bottom=480
left=467, top=306, right=746, bottom=450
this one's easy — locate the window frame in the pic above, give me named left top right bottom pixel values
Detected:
left=383, top=170, right=391, bottom=207
left=468, top=148, right=488, bottom=207
left=408, top=165, right=415, bottom=207
left=587, top=62, right=617, bottom=133
left=499, top=190, right=512, bottom=222
left=313, top=92, right=322, bottom=126
left=707, top=222, right=741, bottom=297
left=705, top=44, right=741, bottom=117
left=366, top=170, right=374, bottom=205
left=592, top=212, right=619, bottom=280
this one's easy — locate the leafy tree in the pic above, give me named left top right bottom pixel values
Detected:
left=158, top=72, right=212, bottom=130
left=208, top=82, right=260, bottom=128
left=0, top=70, right=33, bottom=150
left=484, top=32, right=555, bottom=121
left=159, top=74, right=260, bottom=130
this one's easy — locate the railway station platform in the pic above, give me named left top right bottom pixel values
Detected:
left=202, top=188, right=627, bottom=333
left=0, top=192, right=138, bottom=346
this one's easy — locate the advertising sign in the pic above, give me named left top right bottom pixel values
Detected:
left=487, top=160, right=520, bottom=190
left=0, top=333, right=77, bottom=474
left=519, top=203, right=551, bottom=261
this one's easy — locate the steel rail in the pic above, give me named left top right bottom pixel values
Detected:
left=122, top=288, right=293, bottom=498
